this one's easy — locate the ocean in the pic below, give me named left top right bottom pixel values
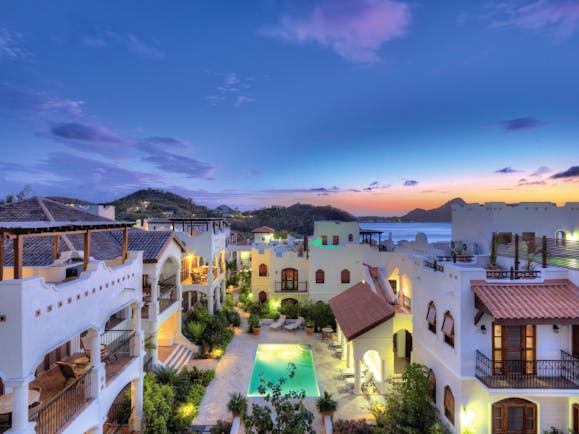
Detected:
left=359, top=222, right=452, bottom=244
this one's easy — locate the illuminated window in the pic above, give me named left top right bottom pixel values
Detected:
left=321, top=235, right=327, bottom=245
left=315, top=269, right=325, bottom=284
left=258, top=263, right=268, bottom=277
left=332, top=235, right=339, bottom=245
left=442, top=311, right=454, bottom=348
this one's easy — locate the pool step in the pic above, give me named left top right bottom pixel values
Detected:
left=164, top=344, right=195, bottom=372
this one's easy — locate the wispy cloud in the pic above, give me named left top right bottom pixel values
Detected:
left=530, top=165, right=551, bottom=177
left=403, top=180, right=418, bottom=186
left=83, top=30, right=165, bottom=59
left=0, top=84, right=85, bottom=117
left=206, top=72, right=255, bottom=107
left=551, top=165, right=579, bottom=178
left=495, top=166, right=520, bottom=174
left=485, top=0, right=579, bottom=39
left=261, top=0, right=411, bottom=63
left=495, top=116, right=549, bottom=131
left=518, top=178, right=547, bottom=186
left=363, top=181, right=391, bottom=191
left=0, top=27, right=28, bottom=61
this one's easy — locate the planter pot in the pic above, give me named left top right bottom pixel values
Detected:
left=306, top=326, right=314, bottom=336
left=253, top=327, right=261, bottom=336
left=321, top=411, right=334, bottom=423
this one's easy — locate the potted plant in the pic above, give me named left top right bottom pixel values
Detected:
left=316, top=391, right=337, bottom=422
left=226, top=392, right=247, bottom=420
left=305, top=320, right=315, bottom=336
left=249, top=315, right=261, bottom=336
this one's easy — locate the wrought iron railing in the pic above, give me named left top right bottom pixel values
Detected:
left=104, top=404, right=132, bottom=434
left=485, top=268, right=541, bottom=280
left=424, top=260, right=444, bottom=272
left=159, top=290, right=178, bottom=314
left=274, top=281, right=308, bottom=293
left=30, top=368, right=93, bottom=434
left=101, top=330, right=133, bottom=356
left=475, top=350, right=579, bottom=389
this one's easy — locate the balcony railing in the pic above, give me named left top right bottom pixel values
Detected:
left=485, top=268, right=541, bottom=280
left=475, top=350, right=579, bottom=389
left=274, top=281, right=308, bottom=293
left=29, top=367, right=93, bottom=434
left=424, top=260, right=444, bottom=272
left=159, top=290, right=178, bottom=314
left=437, top=255, right=474, bottom=263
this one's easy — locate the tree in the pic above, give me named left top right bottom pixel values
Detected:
left=0, top=186, right=31, bottom=205
left=244, top=364, right=315, bottom=434
left=375, top=363, right=450, bottom=434
left=143, top=373, right=175, bottom=434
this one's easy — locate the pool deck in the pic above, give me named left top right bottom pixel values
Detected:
left=192, top=311, right=383, bottom=432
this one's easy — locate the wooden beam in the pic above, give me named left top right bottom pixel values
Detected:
left=0, top=235, right=4, bottom=281
left=83, top=231, right=91, bottom=271
left=53, top=235, right=60, bottom=262
left=474, top=309, right=484, bottom=325
left=122, top=227, right=128, bottom=263
left=14, top=234, right=23, bottom=279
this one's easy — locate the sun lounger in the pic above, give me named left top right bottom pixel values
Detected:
left=344, top=377, right=355, bottom=387
left=340, top=367, right=354, bottom=378
left=269, top=314, right=286, bottom=330
left=284, top=317, right=304, bottom=331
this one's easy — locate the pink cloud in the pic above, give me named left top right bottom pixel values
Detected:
left=262, top=0, right=411, bottom=63
left=488, top=0, right=579, bottom=39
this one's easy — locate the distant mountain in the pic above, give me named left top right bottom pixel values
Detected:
left=230, top=203, right=356, bottom=235
left=107, top=189, right=214, bottom=221
left=401, top=197, right=465, bottom=222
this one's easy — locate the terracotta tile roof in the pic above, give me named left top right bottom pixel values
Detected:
left=251, top=226, right=275, bottom=233
left=0, top=197, right=111, bottom=222
left=47, top=196, right=96, bottom=206
left=472, top=279, right=579, bottom=324
left=329, top=281, right=395, bottom=340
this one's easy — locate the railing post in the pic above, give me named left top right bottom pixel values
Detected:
left=542, top=236, right=547, bottom=268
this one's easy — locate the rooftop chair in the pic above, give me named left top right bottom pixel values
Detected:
left=284, top=316, right=304, bottom=332
left=55, top=361, right=84, bottom=387
left=81, top=336, right=110, bottom=364
left=269, top=314, right=286, bottom=330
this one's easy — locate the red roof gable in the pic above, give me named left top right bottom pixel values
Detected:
left=329, top=281, right=395, bottom=340
left=472, top=279, right=579, bottom=324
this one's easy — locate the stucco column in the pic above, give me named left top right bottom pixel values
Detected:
left=347, top=341, right=354, bottom=369
left=354, top=358, right=362, bottom=395
left=5, top=377, right=35, bottom=434
left=70, top=335, right=82, bottom=354
left=215, top=286, right=222, bottom=311
left=187, top=291, right=192, bottom=311
left=86, top=328, right=105, bottom=399
left=131, top=303, right=144, bottom=358
left=151, top=331, right=159, bottom=365
left=380, top=359, right=386, bottom=394
left=397, top=331, right=406, bottom=358
left=129, top=375, right=144, bottom=432
left=207, top=261, right=214, bottom=315
left=149, top=277, right=159, bottom=321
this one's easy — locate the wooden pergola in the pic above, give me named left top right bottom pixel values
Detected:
left=151, top=217, right=230, bottom=236
left=360, top=229, right=383, bottom=246
left=0, top=221, right=133, bottom=281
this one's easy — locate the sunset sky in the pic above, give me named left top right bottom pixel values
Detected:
left=1, top=0, right=578, bottom=215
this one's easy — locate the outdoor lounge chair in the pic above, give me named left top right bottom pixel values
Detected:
left=56, top=361, right=84, bottom=387
left=269, top=314, right=286, bottom=330
left=284, top=317, right=304, bottom=331
left=340, top=367, right=355, bottom=378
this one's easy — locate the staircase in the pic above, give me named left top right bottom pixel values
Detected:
left=164, top=344, right=195, bottom=372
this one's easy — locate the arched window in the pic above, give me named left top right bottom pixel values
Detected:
left=427, top=369, right=436, bottom=403
left=444, top=386, right=455, bottom=425
left=341, top=269, right=350, bottom=284
left=442, top=311, right=454, bottom=348
left=332, top=235, right=339, bottom=245
left=426, top=302, right=437, bottom=334
left=492, top=398, right=536, bottom=433
left=315, top=269, right=325, bottom=284
left=258, top=263, right=268, bottom=277
left=348, top=233, right=353, bottom=242
left=281, top=268, right=298, bottom=290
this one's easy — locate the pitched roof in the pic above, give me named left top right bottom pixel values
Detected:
left=47, top=196, right=96, bottom=206
left=0, top=197, right=184, bottom=265
left=472, top=279, right=579, bottom=324
left=329, top=281, right=395, bottom=340
left=251, top=226, right=275, bottom=233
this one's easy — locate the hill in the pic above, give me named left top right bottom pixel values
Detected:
left=230, top=203, right=356, bottom=235
left=401, top=197, right=465, bottom=222
left=107, top=189, right=214, bottom=221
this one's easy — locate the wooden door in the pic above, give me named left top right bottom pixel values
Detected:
left=572, top=325, right=579, bottom=357
left=573, top=404, right=579, bottom=434
left=492, top=398, right=536, bottom=434
left=493, top=325, right=535, bottom=374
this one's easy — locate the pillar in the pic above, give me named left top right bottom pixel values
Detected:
left=207, top=262, right=214, bottom=315
left=131, top=303, right=144, bottom=358
left=354, top=359, right=362, bottom=395
left=187, top=291, right=192, bottom=311
left=215, top=286, right=222, bottom=311
left=85, top=329, right=105, bottom=399
left=397, top=331, right=406, bottom=358
left=5, top=377, right=35, bottom=434
left=70, top=335, right=82, bottom=354
left=129, top=376, right=144, bottom=432
left=150, top=331, right=159, bottom=365
left=149, top=277, right=159, bottom=321
left=380, top=358, right=386, bottom=393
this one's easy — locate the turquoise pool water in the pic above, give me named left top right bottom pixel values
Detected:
left=248, top=344, right=320, bottom=397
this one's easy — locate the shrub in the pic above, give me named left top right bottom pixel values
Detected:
left=186, top=321, right=207, bottom=343
left=225, top=309, right=241, bottom=327
left=182, top=367, right=215, bottom=387
left=227, top=392, right=248, bottom=417
left=332, top=419, right=374, bottom=434
left=143, top=373, right=174, bottom=434
left=187, top=383, right=206, bottom=406
left=210, top=420, right=233, bottom=434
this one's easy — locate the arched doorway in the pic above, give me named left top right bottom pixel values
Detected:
left=362, top=350, right=382, bottom=393
left=258, top=291, right=268, bottom=303
left=393, top=329, right=412, bottom=374
left=492, top=398, right=537, bottom=434
left=555, top=230, right=566, bottom=247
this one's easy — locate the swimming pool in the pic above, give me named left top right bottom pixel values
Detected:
left=247, top=344, right=320, bottom=397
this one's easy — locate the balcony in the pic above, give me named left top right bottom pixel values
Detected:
left=158, top=290, right=178, bottom=314
left=475, top=350, right=579, bottom=389
left=274, top=281, right=308, bottom=293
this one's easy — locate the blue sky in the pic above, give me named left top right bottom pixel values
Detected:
left=1, top=0, right=578, bottom=215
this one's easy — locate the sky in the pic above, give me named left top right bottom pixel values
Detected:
left=1, top=0, right=578, bottom=216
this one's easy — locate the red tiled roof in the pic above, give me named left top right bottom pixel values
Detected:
left=472, top=279, right=579, bottom=324
left=329, top=281, right=395, bottom=340
left=251, top=226, right=275, bottom=233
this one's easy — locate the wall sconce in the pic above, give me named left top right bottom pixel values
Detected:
left=553, top=325, right=560, bottom=333
left=480, top=325, right=487, bottom=334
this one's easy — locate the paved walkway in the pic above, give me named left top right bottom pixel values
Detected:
left=193, top=312, right=383, bottom=432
